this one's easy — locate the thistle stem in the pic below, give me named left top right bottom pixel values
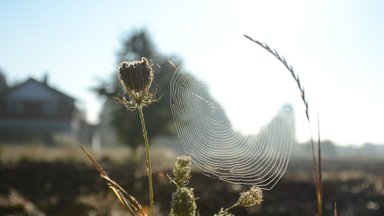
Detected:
left=138, top=106, right=154, bottom=216
left=224, top=203, right=239, bottom=213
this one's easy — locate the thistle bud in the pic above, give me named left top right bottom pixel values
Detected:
left=119, top=57, right=154, bottom=93
left=169, top=187, right=196, bottom=216
left=173, top=156, right=192, bottom=187
left=237, top=186, right=263, bottom=208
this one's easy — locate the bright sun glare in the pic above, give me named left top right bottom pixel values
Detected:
left=184, top=35, right=310, bottom=142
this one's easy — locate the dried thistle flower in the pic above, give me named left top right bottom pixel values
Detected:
left=237, top=186, right=263, bottom=208
left=172, top=156, right=192, bottom=187
left=116, top=57, right=156, bottom=110
left=169, top=187, right=196, bottom=216
left=119, top=57, right=153, bottom=92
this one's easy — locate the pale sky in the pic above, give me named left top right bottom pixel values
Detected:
left=0, top=1, right=383, bottom=146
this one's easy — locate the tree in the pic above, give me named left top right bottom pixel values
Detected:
left=95, top=29, right=188, bottom=149
left=0, top=69, right=8, bottom=92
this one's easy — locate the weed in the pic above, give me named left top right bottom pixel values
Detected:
left=80, top=36, right=327, bottom=215
left=115, top=57, right=157, bottom=216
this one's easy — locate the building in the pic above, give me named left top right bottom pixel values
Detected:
left=0, top=77, right=90, bottom=144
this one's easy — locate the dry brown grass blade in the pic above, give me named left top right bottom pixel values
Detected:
left=79, top=145, right=107, bottom=176
left=244, top=34, right=323, bottom=216
left=317, top=113, right=323, bottom=215
left=79, top=145, right=146, bottom=216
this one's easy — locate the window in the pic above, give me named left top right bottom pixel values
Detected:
left=7, top=102, right=23, bottom=114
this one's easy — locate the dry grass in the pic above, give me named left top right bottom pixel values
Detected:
left=0, top=189, right=44, bottom=216
left=0, top=144, right=177, bottom=166
left=244, top=35, right=324, bottom=216
left=0, top=144, right=131, bottom=163
left=80, top=145, right=146, bottom=215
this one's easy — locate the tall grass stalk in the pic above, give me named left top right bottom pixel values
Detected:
left=333, top=202, right=338, bottom=216
left=317, top=113, right=323, bottom=216
left=138, top=106, right=154, bottom=216
left=244, top=34, right=323, bottom=216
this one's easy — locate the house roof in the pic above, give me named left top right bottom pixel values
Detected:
left=0, top=77, right=75, bottom=103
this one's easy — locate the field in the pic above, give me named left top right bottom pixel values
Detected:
left=0, top=145, right=383, bottom=216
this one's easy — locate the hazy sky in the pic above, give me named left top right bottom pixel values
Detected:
left=1, top=1, right=383, bottom=145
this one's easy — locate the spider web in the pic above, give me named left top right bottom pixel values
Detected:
left=170, top=70, right=296, bottom=190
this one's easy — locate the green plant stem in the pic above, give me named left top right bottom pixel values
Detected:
left=138, top=106, right=154, bottom=216
left=224, top=203, right=238, bottom=213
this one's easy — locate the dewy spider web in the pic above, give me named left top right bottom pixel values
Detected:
left=170, top=69, right=296, bottom=190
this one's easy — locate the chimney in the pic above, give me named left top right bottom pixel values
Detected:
left=42, top=73, right=49, bottom=85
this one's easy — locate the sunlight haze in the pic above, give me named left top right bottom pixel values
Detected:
left=1, top=0, right=383, bottom=146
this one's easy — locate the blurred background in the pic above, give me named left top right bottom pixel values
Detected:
left=0, top=1, right=383, bottom=215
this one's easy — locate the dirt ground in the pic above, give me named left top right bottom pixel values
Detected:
left=0, top=146, right=383, bottom=216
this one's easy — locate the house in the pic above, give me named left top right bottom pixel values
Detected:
left=0, top=77, right=90, bottom=144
